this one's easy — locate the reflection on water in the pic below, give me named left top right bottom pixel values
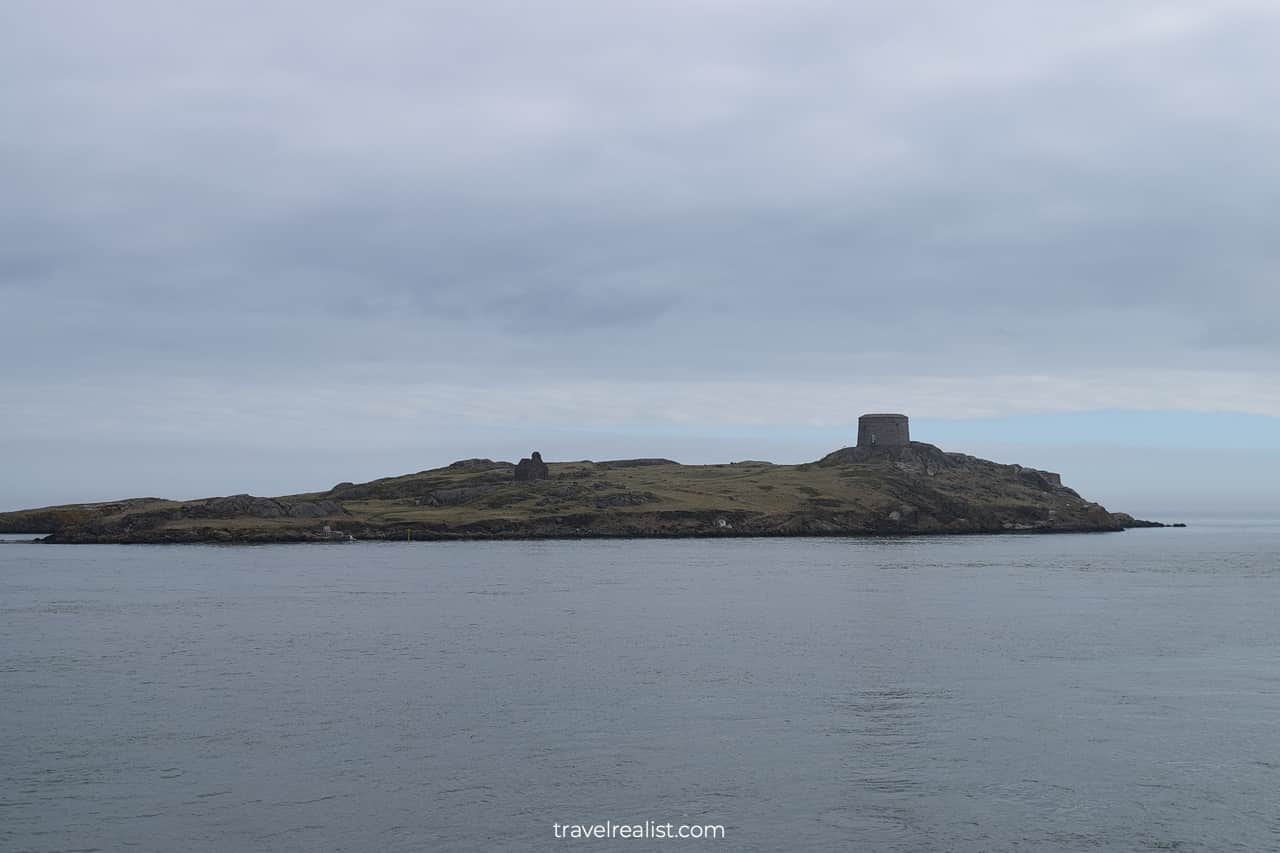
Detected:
left=1, top=523, right=1279, bottom=852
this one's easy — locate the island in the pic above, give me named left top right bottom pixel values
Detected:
left=0, top=414, right=1175, bottom=544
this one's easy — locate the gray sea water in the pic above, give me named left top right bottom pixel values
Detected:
left=2, top=523, right=1279, bottom=853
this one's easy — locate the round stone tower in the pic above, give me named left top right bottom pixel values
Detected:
left=857, top=413, right=910, bottom=448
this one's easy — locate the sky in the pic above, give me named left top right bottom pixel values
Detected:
left=2, top=0, right=1278, bottom=517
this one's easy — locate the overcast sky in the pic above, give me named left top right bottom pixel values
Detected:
left=3, top=0, right=1278, bottom=515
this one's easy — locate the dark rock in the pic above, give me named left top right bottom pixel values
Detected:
left=1112, top=513, right=1180, bottom=529
left=593, top=491, right=659, bottom=508
left=206, top=494, right=286, bottom=518
left=448, top=458, right=504, bottom=471
left=595, top=458, right=679, bottom=469
left=284, top=500, right=344, bottom=518
left=817, top=441, right=958, bottom=475
left=422, top=486, right=496, bottom=506
left=514, top=451, right=550, bottom=482
left=543, top=485, right=586, bottom=499
left=1015, top=466, right=1063, bottom=492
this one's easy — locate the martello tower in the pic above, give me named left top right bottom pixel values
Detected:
left=857, top=413, right=910, bottom=448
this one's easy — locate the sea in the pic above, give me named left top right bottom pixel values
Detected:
left=2, top=521, right=1278, bottom=852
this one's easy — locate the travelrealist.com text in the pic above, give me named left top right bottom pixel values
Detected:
left=553, top=821, right=726, bottom=840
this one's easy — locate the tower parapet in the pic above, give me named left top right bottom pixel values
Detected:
left=857, top=413, right=910, bottom=448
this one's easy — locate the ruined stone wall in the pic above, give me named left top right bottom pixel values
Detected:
left=514, top=451, right=550, bottom=481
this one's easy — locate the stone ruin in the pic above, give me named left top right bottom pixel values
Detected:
left=513, top=451, right=549, bottom=482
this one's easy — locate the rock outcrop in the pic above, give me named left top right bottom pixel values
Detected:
left=818, top=441, right=967, bottom=477
left=199, top=494, right=344, bottom=519
left=594, top=458, right=679, bottom=469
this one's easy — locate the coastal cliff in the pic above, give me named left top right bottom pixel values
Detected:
left=0, top=442, right=1168, bottom=543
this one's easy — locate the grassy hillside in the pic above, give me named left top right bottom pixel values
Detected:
left=0, top=443, right=1162, bottom=543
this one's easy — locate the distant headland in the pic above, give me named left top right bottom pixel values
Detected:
left=0, top=414, right=1179, bottom=544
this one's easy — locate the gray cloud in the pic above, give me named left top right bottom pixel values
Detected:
left=3, top=0, right=1279, bottom=505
